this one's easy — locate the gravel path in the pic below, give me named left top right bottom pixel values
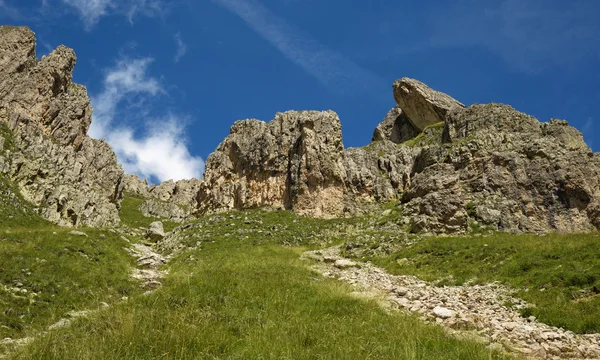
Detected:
left=302, top=246, right=600, bottom=360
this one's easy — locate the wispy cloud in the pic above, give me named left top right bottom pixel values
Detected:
left=89, top=58, right=204, bottom=182
left=212, top=0, right=384, bottom=94
left=173, top=32, right=188, bottom=63
left=126, top=0, right=165, bottom=24
left=0, top=0, right=22, bottom=19
left=60, top=0, right=113, bottom=29
left=428, top=0, right=600, bottom=72
left=59, top=0, right=167, bottom=30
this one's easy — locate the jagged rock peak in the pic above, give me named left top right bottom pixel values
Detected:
left=198, top=110, right=346, bottom=218
left=0, top=25, right=124, bottom=227
left=393, top=77, right=464, bottom=131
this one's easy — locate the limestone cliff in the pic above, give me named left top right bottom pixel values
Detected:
left=0, top=26, right=123, bottom=227
left=198, top=110, right=346, bottom=218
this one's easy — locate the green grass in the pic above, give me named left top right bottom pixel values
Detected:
left=119, top=195, right=179, bottom=232
left=0, top=178, right=140, bottom=349
left=12, top=220, right=508, bottom=359
left=401, top=122, right=445, bottom=147
left=353, top=232, right=600, bottom=334
left=0, top=122, right=17, bottom=153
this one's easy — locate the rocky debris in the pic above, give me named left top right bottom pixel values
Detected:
left=432, top=306, right=454, bottom=319
left=334, top=259, right=358, bottom=269
left=304, top=247, right=600, bottom=359
left=393, top=77, right=465, bottom=131
left=372, top=106, right=420, bottom=144
left=145, top=221, right=166, bottom=241
left=127, top=243, right=168, bottom=292
left=0, top=26, right=124, bottom=227
left=198, top=110, right=346, bottom=218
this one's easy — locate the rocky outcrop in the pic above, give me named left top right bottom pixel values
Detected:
left=371, top=106, right=419, bottom=144
left=192, top=80, right=599, bottom=232
left=122, top=174, right=202, bottom=222
left=2, top=26, right=597, bottom=234
left=0, top=26, right=123, bottom=227
left=343, top=141, right=417, bottom=206
left=122, top=174, right=150, bottom=198
left=393, top=78, right=464, bottom=131
left=198, top=110, right=346, bottom=217
left=410, top=103, right=600, bottom=233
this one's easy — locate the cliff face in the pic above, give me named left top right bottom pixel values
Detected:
left=0, top=26, right=124, bottom=227
left=198, top=110, right=346, bottom=218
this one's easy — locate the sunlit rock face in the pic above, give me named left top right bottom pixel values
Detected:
left=0, top=26, right=124, bottom=227
left=198, top=110, right=346, bottom=218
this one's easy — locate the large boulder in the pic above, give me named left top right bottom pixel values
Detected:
left=0, top=26, right=124, bottom=227
left=393, top=77, right=464, bottom=131
left=198, top=110, right=346, bottom=217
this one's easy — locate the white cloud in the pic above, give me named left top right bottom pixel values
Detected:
left=107, top=117, right=204, bottom=182
left=89, top=58, right=161, bottom=138
left=173, top=32, right=188, bottom=63
left=60, top=0, right=166, bottom=29
left=212, top=0, right=383, bottom=94
left=428, top=0, right=600, bottom=72
left=61, top=0, right=113, bottom=29
left=89, top=58, right=204, bottom=182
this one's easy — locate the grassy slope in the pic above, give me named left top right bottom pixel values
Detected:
left=0, top=173, right=140, bottom=349
left=348, top=232, right=600, bottom=334
left=11, top=211, right=507, bottom=360
left=120, top=195, right=179, bottom=232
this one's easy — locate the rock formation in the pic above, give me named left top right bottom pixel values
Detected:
left=196, top=77, right=599, bottom=233
left=122, top=174, right=203, bottom=222
left=0, top=26, right=124, bottom=227
left=198, top=110, right=346, bottom=218
left=1, top=25, right=598, bottom=234
left=371, top=106, right=420, bottom=144
left=393, top=77, right=465, bottom=131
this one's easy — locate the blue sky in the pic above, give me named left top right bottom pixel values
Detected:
left=1, top=0, right=598, bottom=183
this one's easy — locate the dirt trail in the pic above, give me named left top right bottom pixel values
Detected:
left=302, top=246, right=600, bottom=360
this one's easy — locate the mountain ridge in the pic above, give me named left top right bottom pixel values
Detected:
left=1, top=25, right=598, bottom=234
